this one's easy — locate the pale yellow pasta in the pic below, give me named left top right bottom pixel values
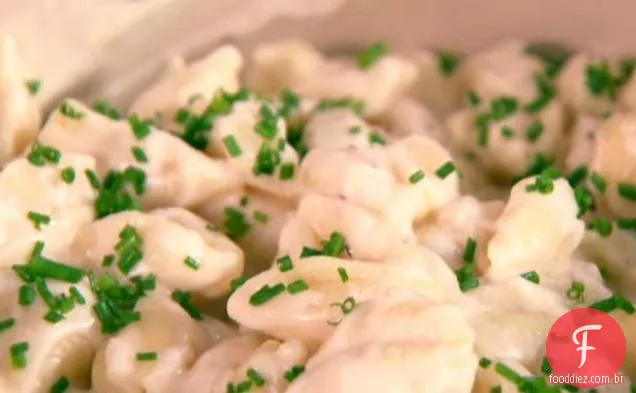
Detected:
left=446, top=101, right=566, bottom=182
left=227, top=255, right=453, bottom=349
left=589, top=112, right=636, bottom=217
left=378, top=98, right=445, bottom=143
left=0, top=270, right=101, bottom=393
left=287, top=291, right=477, bottom=393
left=459, top=40, right=543, bottom=103
left=38, top=99, right=242, bottom=209
left=248, top=40, right=419, bottom=117
left=70, top=209, right=243, bottom=299
left=0, top=154, right=96, bottom=266
left=176, top=333, right=265, bottom=393
left=91, top=290, right=213, bottom=393
left=416, top=195, right=504, bottom=270
left=302, top=108, right=377, bottom=150
left=486, top=177, right=584, bottom=281
left=459, top=277, right=568, bottom=371
left=195, top=188, right=295, bottom=275
left=129, top=45, right=243, bottom=131
left=207, top=97, right=300, bottom=199
left=564, top=115, right=604, bottom=172
left=0, top=35, right=41, bottom=167
left=408, top=50, right=463, bottom=117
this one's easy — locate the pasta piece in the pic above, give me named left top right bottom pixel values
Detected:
left=460, top=277, right=568, bottom=371
left=0, top=35, right=41, bottom=167
left=37, top=99, right=242, bottom=209
left=590, top=112, right=636, bottom=217
left=486, top=177, right=584, bottom=281
left=129, top=45, right=243, bottom=131
left=0, top=154, right=96, bottom=267
left=227, top=255, right=453, bottom=348
left=460, top=40, right=544, bottom=103
left=71, top=210, right=243, bottom=299
left=286, top=291, right=477, bottom=393
left=195, top=188, right=295, bottom=276
left=564, top=115, right=604, bottom=172
left=416, top=196, right=504, bottom=270
left=207, top=97, right=300, bottom=199
left=378, top=98, right=445, bottom=143
left=0, top=270, right=101, bottom=393
left=302, top=108, right=377, bottom=150
left=249, top=40, right=419, bottom=117
left=446, top=101, right=566, bottom=182
left=91, top=290, right=213, bottom=393
left=408, top=50, right=463, bottom=117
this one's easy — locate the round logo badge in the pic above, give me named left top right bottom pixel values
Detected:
left=545, top=308, right=626, bottom=388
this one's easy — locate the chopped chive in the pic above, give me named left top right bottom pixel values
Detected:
left=617, top=218, right=636, bottom=232
left=589, top=294, right=635, bottom=314
left=339, top=297, right=356, bottom=314
left=92, top=100, right=121, bottom=120
left=284, top=365, right=305, bottom=382
left=239, top=196, right=249, bottom=207
left=25, top=79, right=41, bottom=95
left=27, top=143, right=61, bottom=166
left=618, top=182, right=636, bottom=202
left=136, top=352, right=158, bottom=361
left=27, top=211, right=51, bottom=231
left=566, top=281, right=585, bottom=303
left=467, top=91, right=481, bottom=107
left=501, top=126, right=515, bottom=139
left=0, top=318, right=16, bottom=333
left=409, top=170, right=425, bottom=184
left=255, top=105, right=279, bottom=140
left=357, top=42, right=388, bottom=70
left=102, top=254, right=115, bottom=267
left=60, top=167, right=75, bottom=184
left=276, top=256, right=294, bottom=273
left=435, top=161, right=456, bottom=179
left=574, top=185, right=595, bottom=217
left=590, top=172, right=607, bottom=194
left=322, top=232, right=346, bottom=257
left=59, top=101, right=85, bottom=120
left=50, top=376, right=70, bottom=393
left=128, top=114, right=152, bottom=140
left=337, top=267, right=349, bottom=283
left=223, top=207, right=251, bottom=240
left=479, top=357, right=492, bottom=368
left=316, top=97, right=365, bottom=116
left=566, top=165, right=588, bottom=188
left=26, top=248, right=86, bottom=283
left=44, top=310, right=65, bottom=323
left=490, top=97, right=518, bottom=120
left=252, top=142, right=282, bottom=176
left=278, top=89, right=301, bottom=118
left=300, top=246, right=322, bottom=258
left=19, top=285, right=35, bottom=306
left=287, top=279, right=309, bottom=295
left=246, top=368, right=266, bottom=386
left=183, top=256, right=200, bottom=271
left=490, top=386, right=502, bottom=393
left=10, top=342, right=29, bottom=369
left=526, top=120, right=544, bottom=142
left=463, top=238, right=477, bottom=264
left=253, top=211, right=269, bottom=224
left=69, top=286, right=86, bottom=305
left=494, top=362, right=524, bottom=385
left=279, top=162, right=296, bottom=181
left=230, top=276, right=247, bottom=293
left=368, top=132, right=386, bottom=145
left=222, top=135, right=243, bottom=157
left=349, top=125, right=362, bottom=134
left=131, top=146, right=148, bottom=163
left=521, top=271, right=540, bottom=284
left=171, top=290, right=204, bottom=320
left=587, top=217, right=613, bottom=237
left=85, top=169, right=101, bottom=190
left=235, top=381, right=252, bottom=393
left=116, top=247, right=143, bottom=275
left=475, top=113, right=490, bottom=146
left=249, top=283, right=286, bottom=306
left=35, top=279, right=58, bottom=309
left=438, top=51, right=460, bottom=77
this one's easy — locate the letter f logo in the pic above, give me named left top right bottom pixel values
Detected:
left=572, top=324, right=603, bottom=368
